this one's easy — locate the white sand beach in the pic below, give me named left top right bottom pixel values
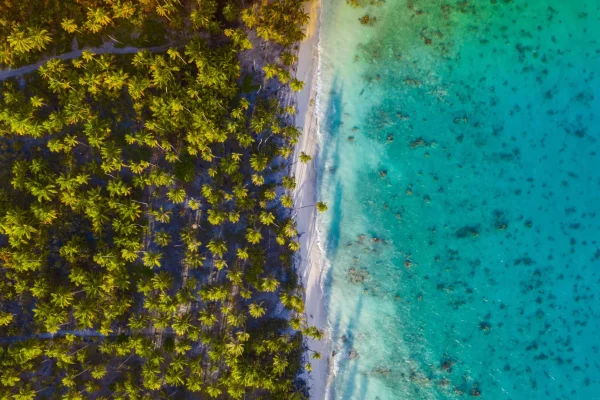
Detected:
left=293, top=1, right=330, bottom=399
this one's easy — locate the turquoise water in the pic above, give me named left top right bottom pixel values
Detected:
left=316, top=1, right=600, bottom=399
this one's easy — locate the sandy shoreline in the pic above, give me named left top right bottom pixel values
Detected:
left=293, top=1, right=330, bottom=399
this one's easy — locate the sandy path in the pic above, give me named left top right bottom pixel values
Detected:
left=0, top=41, right=171, bottom=81
left=0, top=329, right=122, bottom=344
left=293, top=1, right=330, bottom=398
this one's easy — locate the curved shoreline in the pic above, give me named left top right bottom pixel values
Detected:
left=292, top=1, right=331, bottom=398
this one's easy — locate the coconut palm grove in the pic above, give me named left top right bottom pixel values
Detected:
left=0, top=0, right=323, bottom=398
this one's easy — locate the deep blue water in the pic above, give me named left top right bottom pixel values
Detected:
left=316, top=1, right=600, bottom=399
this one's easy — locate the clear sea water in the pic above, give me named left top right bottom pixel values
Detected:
left=315, top=1, right=600, bottom=399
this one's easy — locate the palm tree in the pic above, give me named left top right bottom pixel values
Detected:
left=280, top=195, right=293, bottom=208
left=112, top=1, right=137, bottom=19
left=207, top=209, right=227, bottom=225
left=226, top=340, right=244, bottom=357
left=13, top=384, right=37, bottom=400
left=207, top=238, right=227, bottom=258
left=155, top=230, right=171, bottom=247
left=31, top=204, right=58, bottom=224
left=303, top=326, right=324, bottom=340
left=316, top=201, right=328, bottom=212
left=248, top=303, right=265, bottom=318
left=281, top=176, right=296, bottom=190
left=279, top=146, right=294, bottom=158
left=167, top=188, right=186, bottom=204
left=260, top=277, right=279, bottom=293
left=107, top=179, right=132, bottom=197
left=173, top=313, right=193, bottom=336
left=0, top=209, right=38, bottom=245
left=128, top=314, right=148, bottom=330
left=299, top=152, right=312, bottom=163
left=33, top=303, right=68, bottom=333
left=262, top=64, right=279, bottom=80
left=152, top=271, right=172, bottom=292
left=290, top=79, right=304, bottom=92
left=61, top=18, right=78, bottom=33
left=288, top=241, right=300, bottom=252
left=251, top=174, right=264, bottom=186
left=143, top=251, right=162, bottom=268
left=246, top=228, right=262, bottom=245
left=84, top=273, right=103, bottom=298
left=0, top=311, right=14, bottom=327
left=117, top=201, right=142, bottom=222
left=199, top=310, right=218, bottom=327
left=50, top=287, right=74, bottom=308
left=151, top=207, right=172, bottom=223
left=84, top=7, right=113, bottom=33
left=259, top=211, right=275, bottom=226
left=224, top=28, right=253, bottom=51
left=165, top=368, right=185, bottom=387
left=7, top=25, right=52, bottom=56
left=206, top=384, right=222, bottom=398
left=186, top=374, right=203, bottom=391
left=153, top=312, right=171, bottom=330
left=73, top=298, right=98, bottom=328
left=272, top=355, right=288, bottom=376
left=250, top=154, right=269, bottom=172
left=26, top=181, right=57, bottom=202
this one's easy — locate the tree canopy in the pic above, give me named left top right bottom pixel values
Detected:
left=0, top=0, right=323, bottom=398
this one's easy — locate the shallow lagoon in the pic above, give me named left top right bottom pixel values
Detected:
left=316, top=1, right=600, bottom=399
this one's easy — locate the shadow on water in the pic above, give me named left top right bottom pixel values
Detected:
left=317, top=76, right=345, bottom=261
left=316, top=76, right=370, bottom=399
left=341, top=296, right=369, bottom=400
left=327, top=292, right=369, bottom=400
left=315, top=75, right=344, bottom=399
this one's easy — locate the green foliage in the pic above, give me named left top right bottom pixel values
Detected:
left=290, top=78, right=305, bottom=92
left=0, top=311, right=13, bottom=327
left=316, top=201, right=328, bottom=212
left=299, top=151, right=312, bottom=163
left=0, top=0, right=320, bottom=397
left=168, top=188, right=187, bottom=204
left=242, top=0, right=309, bottom=47
left=0, top=0, right=190, bottom=67
left=174, top=156, right=196, bottom=183
left=224, top=28, right=253, bottom=51
left=6, top=26, right=52, bottom=56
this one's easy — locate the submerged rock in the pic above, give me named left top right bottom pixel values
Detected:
left=359, top=15, right=377, bottom=25
left=470, top=385, right=482, bottom=397
left=372, top=366, right=392, bottom=375
left=479, top=322, right=491, bottom=332
left=405, top=77, right=422, bottom=86
left=455, top=225, right=480, bottom=238
left=440, top=358, right=455, bottom=372
left=347, top=267, right=369, bottom=284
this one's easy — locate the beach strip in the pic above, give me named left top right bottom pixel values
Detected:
left=293, top=0, right=330, bottom=399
